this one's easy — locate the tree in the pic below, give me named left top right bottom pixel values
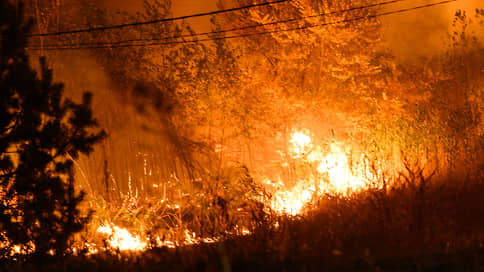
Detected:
left=218, top=0, right=390, bottom=115
left=0, top=0, right=105, bottom=257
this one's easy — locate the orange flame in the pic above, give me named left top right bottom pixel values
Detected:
left=95, top=223, right=220, bottom=252
left=271, top=130, right=374, bottom=215
left=97, top=224, right=148, bottom=251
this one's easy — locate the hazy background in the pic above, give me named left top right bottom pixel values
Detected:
left=379, top=0, right=483, bottom=59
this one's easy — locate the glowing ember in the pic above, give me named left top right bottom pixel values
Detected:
left=0, top=240, right=35, bottom=256
left=95, top=223, right=219, bottom=252
left=97, top=224, right=148, bottom=251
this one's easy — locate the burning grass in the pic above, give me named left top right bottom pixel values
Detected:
left=4, top=122, right=484, bottom=271
left=70, top=130, right=383, bottom=252
left=4, top=163, right=484, bottom=271
left=41, top=129, right=483, bottom=262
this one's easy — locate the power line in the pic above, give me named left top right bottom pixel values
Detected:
left=33, top=0, right=407, bottom=50
left=25, top=0, right=410, bottom=49
left=27, top=0, right=291, bottom=37
left=26, top=0, right=456, bottom=51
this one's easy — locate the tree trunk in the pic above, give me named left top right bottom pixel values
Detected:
left=35, top=0, right=44, bottom=56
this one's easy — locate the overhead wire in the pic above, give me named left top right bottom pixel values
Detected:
left=27, top=0, right=291, bottom=37
left=30, top=0, right=407, bottom=50
left=26, top=0, right=457, bottom=51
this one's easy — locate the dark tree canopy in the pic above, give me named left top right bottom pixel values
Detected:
left=0, top=0, right=105, bottom=257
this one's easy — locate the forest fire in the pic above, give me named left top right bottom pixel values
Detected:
left=1, top=0, right=483, bottom=270
left=85, top=131, right=372, bottom=250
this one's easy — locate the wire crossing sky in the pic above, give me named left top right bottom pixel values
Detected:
left=27, top=0, right=291, bottom=37
left=33, top=0, right=407, bottom=49
left=26, top=0, right=457, bottom=51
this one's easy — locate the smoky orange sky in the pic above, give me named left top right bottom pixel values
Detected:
left=99, top=0, right=482, bottom=59
left=98, top=0, right=217, bottom=17
left=380, top=0, right=483, bottom=59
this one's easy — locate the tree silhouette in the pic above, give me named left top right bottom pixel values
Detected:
left=0, top=0, right=105, bottom=257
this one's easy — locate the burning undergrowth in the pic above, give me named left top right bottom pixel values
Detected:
left=2, top=1, right=484, bottom=270
left=68, top=128, right=441, bottom=253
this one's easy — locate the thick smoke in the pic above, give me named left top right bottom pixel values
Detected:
left=381, top=0, right=483, bottom=60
